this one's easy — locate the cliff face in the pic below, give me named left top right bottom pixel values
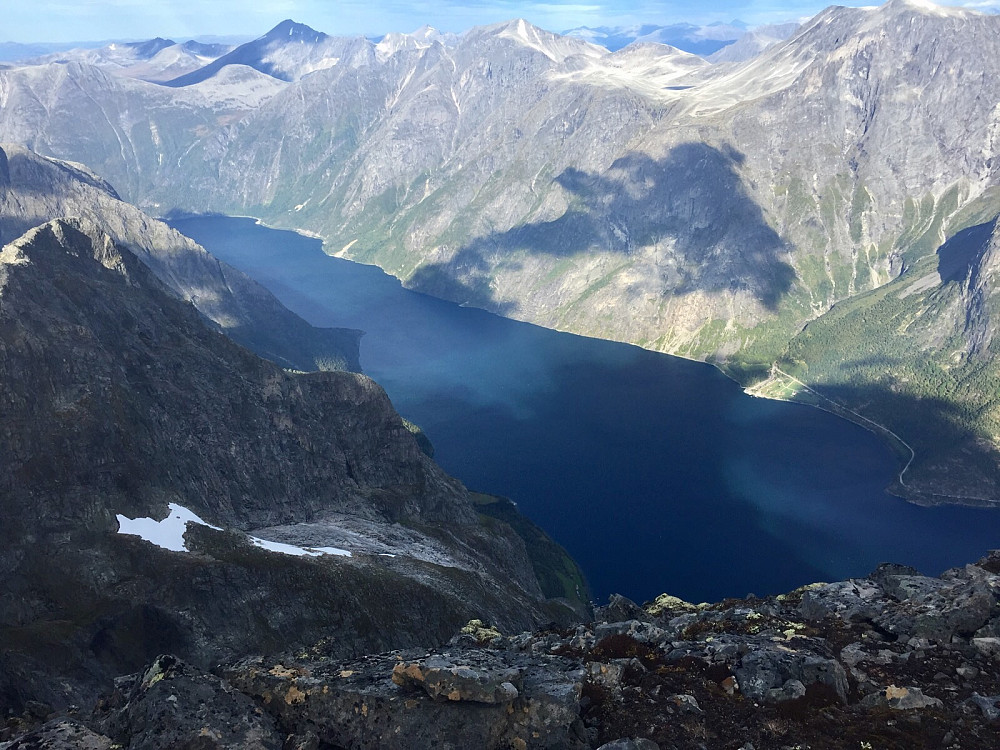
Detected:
left=0, top=218, right=583, bottom=715
left=0, top=144, right=361, bottom=372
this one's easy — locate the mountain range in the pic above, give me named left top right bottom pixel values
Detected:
left=562, top=20, right=749, bottom=54
left=3, top=0, right=1000, bottom=743
left=5, top=0, right=989, bottom=502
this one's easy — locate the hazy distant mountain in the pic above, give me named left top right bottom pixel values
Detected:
left=707, top=22, right=800, bottom=62
left=2, top=0, right=1000, bottom=502
left=0, top=41, right=99, bottom=62
left=563, top=21, right=747, bottom=54
left=25, top=37, right=232, bottom=81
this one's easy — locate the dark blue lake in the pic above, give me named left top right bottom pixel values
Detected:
left=168, top=215, right=1000, bottom=605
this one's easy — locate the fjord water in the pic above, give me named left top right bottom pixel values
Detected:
left=169, top=215, right=1000, bottom=604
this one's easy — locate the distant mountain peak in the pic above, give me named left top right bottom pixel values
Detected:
left=264, top=19, right=328, bottom=44
left=118, top=37, right=176, bottom=59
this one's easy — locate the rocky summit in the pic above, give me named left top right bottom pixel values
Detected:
left=4, top=552, right=1000, bottom=749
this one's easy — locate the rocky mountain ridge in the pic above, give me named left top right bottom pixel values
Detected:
left=0, top=143, right=361, bottom=372
left=24, top=38, right=232, bottom=83
left=5, top=551, right=1000, bottom=748
left=0, top=215, right=585, bottom=717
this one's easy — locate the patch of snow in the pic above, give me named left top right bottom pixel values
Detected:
left=375, top=32, right=432, bottom=62
left=311, top=546, right=353, bottom=556
left=899, top=0, right=971, bottom=15
left=116, top=502, right=221, bottom=552
left=249, top=537, right=351, bottom=556
left=116, top=502, right=351, bottom=557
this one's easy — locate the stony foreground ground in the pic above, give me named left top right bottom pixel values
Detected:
left=5, top=553, right=1000, bottom=749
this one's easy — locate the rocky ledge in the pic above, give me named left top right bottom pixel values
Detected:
left=6, top=553, right=1000, bottom=749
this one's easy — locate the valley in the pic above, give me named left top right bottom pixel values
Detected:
left=1, top=0, right=998, bottom=503
left=168, top=214, right=1000, bottom=605
left=3, top=1, right=1000, bottom=745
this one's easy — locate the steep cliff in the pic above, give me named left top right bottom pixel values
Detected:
left=0, top=218, right=584, bottom=715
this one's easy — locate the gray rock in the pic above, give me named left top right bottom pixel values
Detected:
left=95, top=654, right=282, bottom=749
left=1, top=719, right=113, bottom=750
left=595, top=595, right=650, bottom=624
left=766, top=679, right=807, bottom=703
left=873, top=578, right=996, bottom=643
left=669, top=693, right=703, bottom=713
left=798, top=579, right=887, bottom=622
left=596, top=739, right=660, bottom=750
left=593, top=620, right=667, bottom=645
left=972, top=637, right=1000, bottom=658
left=734, top=645, right=848, bottom=704
left=966, top=693, right=1000, bottom=721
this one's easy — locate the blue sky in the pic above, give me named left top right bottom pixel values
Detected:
left=3, top=0, right=998, bottom=43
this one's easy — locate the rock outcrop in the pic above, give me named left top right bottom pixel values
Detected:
left=6, top=552, right=1000, bottom=748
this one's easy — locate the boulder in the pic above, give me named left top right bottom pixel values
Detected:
left=94, top=654, right=282, bottom=750
left=226, top=647, right=588, bottom=750
left=798, top=579, right=886, bottom=622
left=392, top=655, right=520, bottom=704
left=733, top=646, right=848, bottom=704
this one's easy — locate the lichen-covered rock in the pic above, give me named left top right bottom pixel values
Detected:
left=225, top=647, right=587, bottom=749
left=391, top=655, right=520, bottom=703
left=861, top=684, right=944, bottom=711
left=93, top=654, right=282, bottom=749
left=458, top=619, right=503, bottom=645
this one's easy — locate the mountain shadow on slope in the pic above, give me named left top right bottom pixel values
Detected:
left=782, top=375, right=1000, bottom=505
left=408, top=143, right=795, bottom=312
left=937, top=218, right=998, bottom=284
